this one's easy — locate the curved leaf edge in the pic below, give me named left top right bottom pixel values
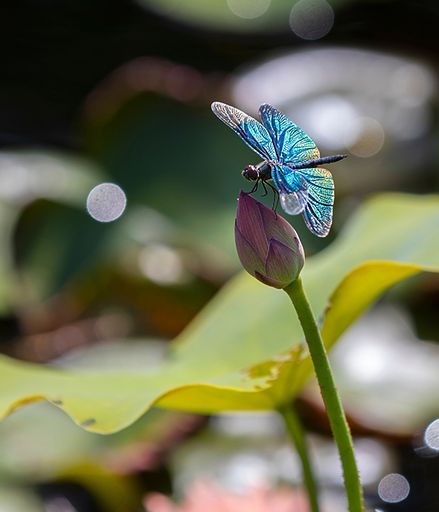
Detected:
left=0, top=260, right=432, bottom=434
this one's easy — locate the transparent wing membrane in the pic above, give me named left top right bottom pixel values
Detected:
left=211, top=102, right=276, bottom=161
left=280, top=190, right=308, bottom=215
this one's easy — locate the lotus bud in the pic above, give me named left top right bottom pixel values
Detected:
left=235, top=191, right=305, bottom=289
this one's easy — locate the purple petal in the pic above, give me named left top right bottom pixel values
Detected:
left=258, top=203, right=302, bottom=251
left=254, top=271, right=285, bottom=289
left=236, top=192, right=268, bottom=260
left=265, top=238, right=303, bottom=286
left=235, top=222, right=265, bottom=276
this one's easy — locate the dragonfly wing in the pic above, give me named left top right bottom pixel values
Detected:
left=299, top=167, right=334, bottom=237
left=211, top=102, right=276, bottom=161
left=259, top=103, right=320, bottom=165
left=273, top=165, right=334, bottom=237
left=271, top=164, right=307, bottom=215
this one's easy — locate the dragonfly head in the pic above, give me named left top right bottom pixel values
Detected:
left=242, top=165, right=259, bottom=181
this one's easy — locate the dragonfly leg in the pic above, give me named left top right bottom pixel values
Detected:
left=261, top=180, right=268, bottom=197
left=274, top=192, right=279, bottom=216
left=266, top=181, right=279, bottom=214
left=249, top=178, right=260, bottom=194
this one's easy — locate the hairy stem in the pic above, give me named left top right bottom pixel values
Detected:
left=284, top=277, right=364, bottom=512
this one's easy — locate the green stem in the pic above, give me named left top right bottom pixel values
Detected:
left=284, top=277, right=364, bottom=512
left=278, top=403, right=320, bottom=512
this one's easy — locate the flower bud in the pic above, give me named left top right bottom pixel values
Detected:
left=235, top=191, right=305, bottom=289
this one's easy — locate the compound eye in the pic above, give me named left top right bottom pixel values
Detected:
left=242, top=165, right=258, bottom=181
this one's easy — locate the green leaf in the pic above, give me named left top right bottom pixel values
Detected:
left=0, top=193, right=438, bottom=433
left=136, top=0, right=348, bottom=32
left=0, top=151, right=102, bottom=307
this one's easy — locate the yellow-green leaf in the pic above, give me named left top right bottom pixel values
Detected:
left=0, top=193, right=438, bottom=433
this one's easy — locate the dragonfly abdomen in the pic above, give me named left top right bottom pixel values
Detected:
left=290, top=154, right=347, bottom=170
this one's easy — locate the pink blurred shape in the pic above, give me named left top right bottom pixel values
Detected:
left=144, top=480, right=309, bottom=512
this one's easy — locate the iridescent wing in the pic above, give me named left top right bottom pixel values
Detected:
left=211, top=102, right=277, bottom=161
left=272, top=165, right=334, bottom=237
left=271, top=164, right=308, bottom=214
left=300, top=168, right=334, bottom=237
left=258, top=103, right=320, bottom=165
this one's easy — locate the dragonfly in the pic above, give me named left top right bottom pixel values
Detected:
left=211, top=101, right=346, bottom=237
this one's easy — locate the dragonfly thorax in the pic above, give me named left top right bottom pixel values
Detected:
left=242, top=161, right=272, bottom=182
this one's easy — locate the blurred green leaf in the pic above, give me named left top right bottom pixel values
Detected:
left=0, top=193, right=438, bottom=433
left=137, top=0, right=345, bottom=32
left=0, top=150, right=102, bottom=308
left=15, top=199, right=115, bottom=298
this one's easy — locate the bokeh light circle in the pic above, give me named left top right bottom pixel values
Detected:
left=424, top=418, right=439, bottom=451
left=86, top=183, right=127, bottom=223
left=348, top=117, right=385, bottom=158
left=226, top=0, right=271, bottom=19
left=289, top=0, right=334, bottom=40
left=138, top=244, right=186, bottom=285
left=378, top=473, right=410, bottom=503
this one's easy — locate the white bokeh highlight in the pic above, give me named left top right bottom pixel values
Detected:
left=348, top=117, right=386, bottom=158
left=86, top=183, right=127, bottom=223
left=138, top=244, right=187, bottom=285
left=378, top=473, right=410, bottom=503
left=424, top=418, right=439, bottom=451
left=227, top=0, right=271, bottom=19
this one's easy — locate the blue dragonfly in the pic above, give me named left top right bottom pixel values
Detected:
left=211, top=102, right=346, bottom=237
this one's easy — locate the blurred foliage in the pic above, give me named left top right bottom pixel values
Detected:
left=0, top=341, right=207, bottom=511
left=0, top=193, right=437, bottom=434
left=0, top=151, right=101, bottom=310
left=15, top=199, right=114, bottom=298
left=85, top=95, right=255, bottom=259
left=0, top=400, right=196, bottom=512
left=0, top=148, right=224, bottom=355
left=137, top=0, right=306, bottom=32
left=315, top=305, right=439, bottom=435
